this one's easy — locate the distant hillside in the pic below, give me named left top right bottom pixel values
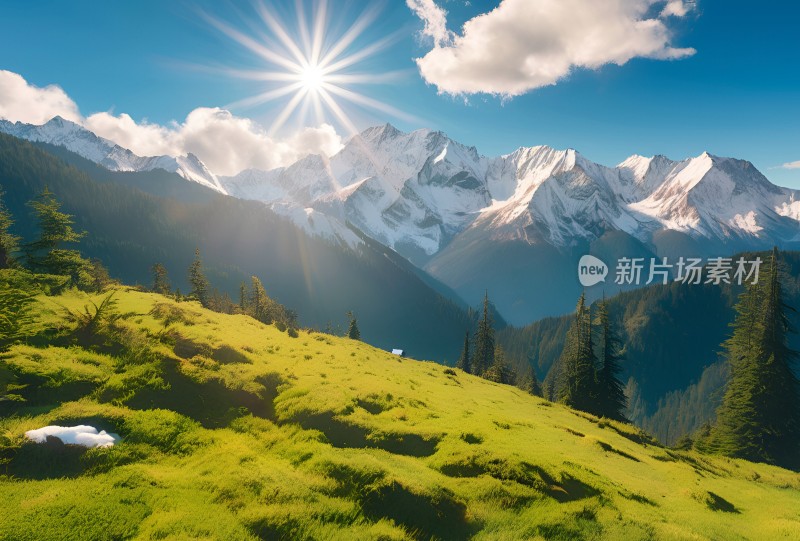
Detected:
left=0, top=133, right=474, bottom=362
left=497, top=251, right=800, bottom=445
left=1, top=277, right=798, bottom=540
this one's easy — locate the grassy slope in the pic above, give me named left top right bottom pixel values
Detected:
left=1, top=284, right=799, bottom=541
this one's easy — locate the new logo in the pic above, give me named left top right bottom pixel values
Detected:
left=578, top=255, right=608, bottom=287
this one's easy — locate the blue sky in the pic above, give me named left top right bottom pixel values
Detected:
left=1, top=0, right=798, bottom=186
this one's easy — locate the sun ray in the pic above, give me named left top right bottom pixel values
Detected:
left=310, top=0, right=328, bottom=66
left=318, top=87, right=386, bottom=175
left=225, top=83, right=304, bottom=111
left=311, top=91, right=325, bottom=126
left=295, top=0, right=313, bottom=58
left=200, top=10, right=301, bottom=73
left=322, top=83, right=422, bottom=124
left=325, top=70, right=413, bottom=85
left=255, top=1, right=308, bottom=69
left=268, top=87, right=309, bottom=136
left=317, top=4, right=380, bottom=69
left=320, top=32, right=403, bottom=75
left=218, top=68, right=301, bottom=82
left=203, top=1, right=411, bottom=139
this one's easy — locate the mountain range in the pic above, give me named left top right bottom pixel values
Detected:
left=3, top=116, right=799, bottom=323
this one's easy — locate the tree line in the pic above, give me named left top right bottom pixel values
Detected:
left=460, top=249, right=800, bottom=470
left=456, top=290, right=627, bottom=421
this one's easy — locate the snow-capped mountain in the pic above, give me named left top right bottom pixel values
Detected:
left=4, top=117, right=799, bottom=323
left=4, top=116, right=799, bottom=262
left=222, top=124, right=494, bottom=257
left=0, top=117, right=225, bottom=193
left=220, top=124, right=800, bottom=262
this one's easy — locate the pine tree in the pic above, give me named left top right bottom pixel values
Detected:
left=239, top=282, right=248, bottom=311
left=249, top=276, right=272, bottom=323
left=595, top=299, right=628, bottom=421
left=188, top=248, right=210, bottom=307
left=556, top=293, right=599, bottom=414
left=346, top=311, right=361, bottom=340
left=0, top=285, right=35, bottom=351
left=24, top=187, right=89, bottom=284
left=485, top=345, right=515, bottom=384
left=87, top=258, right=113, bottom=292
left=473, top=291, right=495, bottom=376
left=151, top=263, right=171, bottom=295
left=517, top=362, right=542, bottom=397
left=703, top=248, right=800, bottom=468
left=456, top=330, right=471, bottom=373
left=0, top=186, right=20, bottom=269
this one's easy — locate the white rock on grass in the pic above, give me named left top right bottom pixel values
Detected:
left=25, top=425, right=120, bottom=448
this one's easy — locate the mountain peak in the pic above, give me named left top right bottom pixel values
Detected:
left=45, top=115, right=80, bottom=128
left=359, top=123, right=403, bottom=143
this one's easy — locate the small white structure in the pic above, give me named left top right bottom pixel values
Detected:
left=391, top=349, right=404, bottom=356
left=25, top=425, right=120, bottom=448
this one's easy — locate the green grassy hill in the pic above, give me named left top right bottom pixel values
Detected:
left=1, top=276, right=799, bottom=540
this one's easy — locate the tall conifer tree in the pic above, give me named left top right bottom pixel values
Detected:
left=0, top=187, right=19, bottom=269
left=703, top=248, right=800, bottom=468
left=346, top=311, right=361, bottom=340
left=556, top=293, right=598, bottom=414
left=151, top=263, right=171, bottom=295
left=595, top=299, right=628, bottom=421
left=25, top=187, right=88, bottom=283
left=188, top=248, right=210, bottom=307
left=456, top=330, right=471, bottom=373
left=473, top=291, right=495, bottom=376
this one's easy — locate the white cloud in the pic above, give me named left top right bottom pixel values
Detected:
left=0, top=70, right=81, bottom=125
left=25, top=425, right=119, bottom=448
left=0, top=71, right=344, bottom=177
left=406, top=0, right=452, bottom=46
left=409, top=0, right=697, bottom=97
left=85, top=112, right=179, bottom=157
left=86, top=108, right=344, bottom=176
left=781, top=161, right=800, bottom=170
left=660, top=0, right=693, bottom=17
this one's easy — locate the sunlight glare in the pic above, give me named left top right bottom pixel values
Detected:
left=202, top=1, right=415, bottom=136
left=300, top=64, right=325, bottom=93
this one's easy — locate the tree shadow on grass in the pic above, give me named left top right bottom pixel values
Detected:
left=289, top=411, right=441, bottom=457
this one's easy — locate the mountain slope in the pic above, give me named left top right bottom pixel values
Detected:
left=0, top=116, right=224, bottom=192
left=218, top=124, right=800, bottom=323
left=1, top=281, right=799, bottom=540
left=0, top=133, right=473, bottom=361
left=5, top=118, right=800, bottom=324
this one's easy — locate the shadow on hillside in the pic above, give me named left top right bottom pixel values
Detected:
left=123, top=359, right=282, bottom=428
left=289, top=411, right=441, bottom=457
left=2, top=437, right=88, bottom=480
left=0, top=376, right=98, bottom=417
left=438, top=456, right=600, bottom=503
left=318, top=461, right=476, bottom=541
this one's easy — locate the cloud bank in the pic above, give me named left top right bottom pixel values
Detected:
left=0, top=70, right=343, bottom=176
left=781, top=161, right=800, bottom=170
left=407, top=0, right=696, bottom=97
left=25, top=425, right=120, bottom=448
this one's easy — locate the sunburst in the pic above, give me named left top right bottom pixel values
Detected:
left=199, top=0, right=414, bottom=137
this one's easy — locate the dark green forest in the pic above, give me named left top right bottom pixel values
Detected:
left=498, top=253, right=800, bottom=445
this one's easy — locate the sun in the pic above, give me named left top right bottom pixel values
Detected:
left=299, top=64, right=325, bottom=93
left=199, top=0, right=414, bottom=137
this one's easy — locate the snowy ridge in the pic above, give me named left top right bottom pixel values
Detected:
left=0, top=117, right=225, bottom=193
left=3, top=117, right=799, bottom=256
left=222, top=125, right=800, bottom=257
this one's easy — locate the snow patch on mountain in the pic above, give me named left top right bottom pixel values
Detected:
left=4, top=117, right=799, bottom=256
left=0, top=116, right=225, bottom=193
left=219, top=124, right=800, bottom=256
